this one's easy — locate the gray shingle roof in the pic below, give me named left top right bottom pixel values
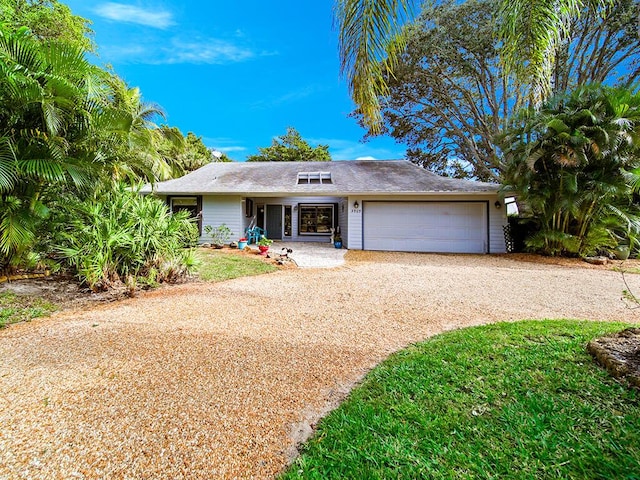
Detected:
left=143, top=160, right=498, bottom=195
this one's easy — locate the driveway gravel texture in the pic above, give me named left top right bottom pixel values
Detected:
left=1, top=252, right=638, bottom=479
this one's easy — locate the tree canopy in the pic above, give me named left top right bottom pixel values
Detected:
left=335, top=0, right=614, bottom=131
left=0, top=0, right=94, bottom=51
left=0, top=2, right=210, bottom=286
left=365, top=0, right=639, bottom=181
left=246, top=127, right=331, bottom=162
left=500, top=85, right=640, bottom=256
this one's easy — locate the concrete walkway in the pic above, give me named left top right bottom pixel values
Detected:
left=268, top=241, right=347, bottom=268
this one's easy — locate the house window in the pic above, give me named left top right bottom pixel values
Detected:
left=169, top=196, right=201, bottom=233
left=299, top=204, right=334, bottom=235
left=170, top=197, right=198, bottom=216
left=297, top=172, right=332, bottom=184
left=284, top=206, right=292, bottom=237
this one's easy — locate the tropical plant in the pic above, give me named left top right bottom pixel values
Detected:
left=156, top=127, right=220, bottom=174
left=247, top=127, right=331, bottom=162
left=55, top=184, right=198, bottom=291
left=0, top=0, right=94, bottom=51
left=361, top=0, right=640, bottom=181
left=204, top=224, right=233, bottom=246
left=0, top=27, right=104, bottom=270
left=335, top=0, right=613, bottom=131
left=498, top=0, right=615, bottom=105
left=0, top=25, right=193, bottom=272
left=257, top=236, right=273, bottom=247
left=500, top=85, right=640, bottom=256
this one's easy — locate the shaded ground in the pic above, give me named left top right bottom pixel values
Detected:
left=1, top=252, right=639, bottom=479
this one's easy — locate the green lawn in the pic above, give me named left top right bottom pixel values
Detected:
left=195, top=249, right=277, bottom=282
left=0, top=291, right=57, bottom=328
left=283, top=320, right=640, bottom=479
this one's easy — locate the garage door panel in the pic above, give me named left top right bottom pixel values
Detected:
left=363, top=202, right=487, bottom=253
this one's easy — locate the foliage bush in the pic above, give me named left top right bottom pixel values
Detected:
left=501, top=85, right=640, bottom=256
left=56, top=184, right=198, bottom=291
left=0, top=23, right=211, bottom=275
left=204, top=224, right=233, bottom=245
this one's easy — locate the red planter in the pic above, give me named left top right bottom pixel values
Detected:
left=258, top=245, right=269, bottom=255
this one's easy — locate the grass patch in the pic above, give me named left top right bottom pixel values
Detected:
left=283, top=320, right=640, bottom=479
left=195, top=249, right=277, bottom=282
left=0, top=292, right=57, bottom=328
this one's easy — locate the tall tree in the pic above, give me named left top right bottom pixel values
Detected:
left=371, top=0, right=518, bottom=181
left=0, top=0, right=94, bottom=50
left=0, top=27, right=178, bottom=270
left=552, top=0, right=640, bottom=92
left=368, top=0, right=640, bottom=181
left=246, top=127, right=331, bottom=162
left=500, top=85, right=640, bottom=256
left=498, top=0, right=614, bottom=104
left=335, top=0, right=613, bottom=131
left=156, top=127, right=224, bottom=173
left=0, top=27, right=101, bottom=267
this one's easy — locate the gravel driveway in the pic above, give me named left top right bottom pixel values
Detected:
left=1, top=252, right=638, bottom=479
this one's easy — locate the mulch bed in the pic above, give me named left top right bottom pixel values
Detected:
left=588, top=328, right=640, bottom=389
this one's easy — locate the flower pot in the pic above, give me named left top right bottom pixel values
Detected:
left=238, top=240, right=248, bottom=250
left=334, top=241, right=342, bottom=249
left=614, top=245, right=630, bottom=260
left=258, top=245, right=269, bottom=255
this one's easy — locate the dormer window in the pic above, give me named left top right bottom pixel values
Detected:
left=297, top=171, right=332, bottom=184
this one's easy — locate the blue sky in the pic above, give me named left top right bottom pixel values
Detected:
left=62, top=1, right=407, bottom=161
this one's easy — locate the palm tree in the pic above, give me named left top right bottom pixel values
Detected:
left=498, top=0, right=615, bottom=104
left=336, top=0, right=612, bottom=132
left=0, top=27, right=176, bottom=270
left=93, top=73, right=176, bottom=183
left=500, top=85, right=640, bottom=256
left=0, top=27, right=100, bottom=268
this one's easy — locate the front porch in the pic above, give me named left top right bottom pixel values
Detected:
left=242, top=196, right=348, bottom=245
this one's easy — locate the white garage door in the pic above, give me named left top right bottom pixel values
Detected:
left=363, top=202, right=487, bottom=253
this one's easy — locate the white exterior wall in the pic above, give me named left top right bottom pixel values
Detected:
left=338, top=198, right=349, bottom=248
left=347, top=196, right=364, bottom=250
left=201, top=195, right=243, bottom=243
left=159, top=192, right=506, bottom=252
left=488, top=199, right=508, bottom=253
left=246, top=196, right=344, bottom=242
left=347, top=194, right=507, bottom=253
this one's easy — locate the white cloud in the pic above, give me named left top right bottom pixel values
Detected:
left=202, top=137, right=247, bottom=154
left=167, top=38, right=255, bottom=64
left=250, top=84, right=324, bottom=109
left=94, top=3, right=175, bottom=29
left=100, top=37, right=260, bottom=65
left=216, top=146, right=247, bottom=153
left=308, top=138, right=403, bottom=161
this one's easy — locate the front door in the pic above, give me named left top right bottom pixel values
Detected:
left=266, top=205, right=282, bottom=240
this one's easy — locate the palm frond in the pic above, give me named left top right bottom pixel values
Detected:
left=336, top=0, right=416, bottom=133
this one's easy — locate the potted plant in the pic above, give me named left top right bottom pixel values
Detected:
left=614, top=244, right=631, bottom=260
left=334, top=233, right=343, bottom=249
left=257, top=235, right=273, bottom=255
left=238, top=237, right=248, bottom=250
left=205, top=224, right=233, bottom=248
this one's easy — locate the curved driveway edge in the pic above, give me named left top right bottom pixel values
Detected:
left=1, top=253, right=638, bottom=478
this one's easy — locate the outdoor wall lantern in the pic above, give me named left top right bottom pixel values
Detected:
left=353, top=200, right=359, bottom=209
left=494, top=200, right=502, bottom=209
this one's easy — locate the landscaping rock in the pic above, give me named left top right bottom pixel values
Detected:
left=584, top=256, right=608, bottom=265
left=588, top=328, right=640, bottom=388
